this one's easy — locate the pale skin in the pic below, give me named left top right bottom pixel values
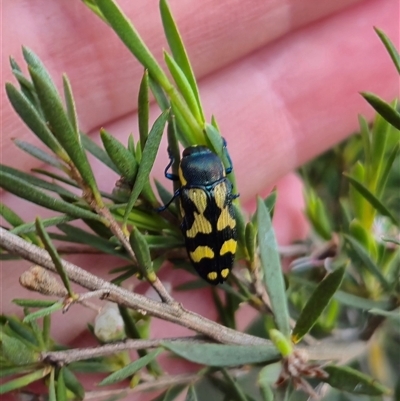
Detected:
left=1, top=0, right=398, bottom=398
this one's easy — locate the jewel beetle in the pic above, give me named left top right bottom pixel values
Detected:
left=159, top=139, right=238, bottom=284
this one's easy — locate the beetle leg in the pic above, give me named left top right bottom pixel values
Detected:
left=156, top=188, right=181, bottom=212
left=222, top=138, right=233, bottom=175
left=165, top=147, right=179, bottom=181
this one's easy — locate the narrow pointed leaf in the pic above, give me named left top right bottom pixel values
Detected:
left=138, top=70, right=150, bottom=148
left=23, top=48, right=101, bottom=202
left=377, top=142, right=400, bottom=196
left=257, top=197, right=290, bottom=337
left=100, top=128, right=138, bottom=183
left=322, top=365, right=389, bottom=395
left=23, top=302, right=64, bottom=323
left=361, top=92, right=400, bottom=130
left=0, top=332, right=39, bottom=365
left=5, top=83, right=68, bottom=158
left=48, top=368, right=56, bottom=401
left=160, top=0, right=203, bottom=120
left=0, top=164, right=79, bottom=201
left=163, top=342, right=279, bottom=367
left=368, top=307, right=400, bottom=323
left=0, top=368, right=48, bottom=395
left=123, top=110, right=168, bottom=222
left=292, top=266, right=346, bottom=343
left=13, top=139, right=65, bottom=169
left=358, top=114, right=371, bottom=165
left=129, top=226, right=153, bottom=277
left=149, top=75, right=170, bottom=110
left=344, top=173, right=399, bottom=226
left=57, top=223, right=128, bottom=258
left=11, top=216, right=74, bottom=235
left=99, top=348, right=163, bottom=386
left=62, top=366, right=85, bottom=400
left=56, top=367, right=68, bottom=401
left=96, top=0, right=170, bottom=88
left=0, top=170, right=104, bottom=223
left=36, top=218, right=73, bottom=295
left=13, top=299, right=57, bottom=308
left=80, top=132, right=119, bottom=173
left=185, top=386, right=198, bottom=401
left=344, top=234, right=390, bottom=290
left=63, top=74, right=79, bottom=136
left=164, top=51, right=202, bottom=124
left=374, top=27, right=400, bottom=74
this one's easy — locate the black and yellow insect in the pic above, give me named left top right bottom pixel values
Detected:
left=160, top=139, right=238, bottom=284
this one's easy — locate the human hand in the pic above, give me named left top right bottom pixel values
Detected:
left=1, top=0, right=398, bottom=397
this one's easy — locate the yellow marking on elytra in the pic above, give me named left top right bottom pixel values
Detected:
left=207, top=272, right=218, bottom=281
left=186, top=189, right=212, bottom=237
left=217, top=208, right=236, bottom=231
left=220, top=239, right=237, bottom=256
left=178, top=166, right=187, bottom=186
left=221, top=268, right=230, bottom=278
left=214, top=182, right=227, bottom=209
left=179, top=201, right=185, bottom=219
left=190, top=246, right=214, bottom=262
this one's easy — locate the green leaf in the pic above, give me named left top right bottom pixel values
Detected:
left=96, top=0, right=170, bottom=88
left=100, top=128, right=138, bottom=183
left=49, top=368, right=56, bottom=401
left=377, top=142, right=400, bottom=196
left=256, top=197, right=290, bottom=337
left=22, top=302, right=64, bottom=323
left=164, top=51, right=202, bottom=124
left=258, top=364, right=281, bottom=401
left=80, top=132, right=119, bottom=173
left=160, top=0, right=204, bottom=121
left=56, top=367, right=68, bottom=401
left=361, top=92, right=400, bottom=130
left=13, top=139, right=65, bottom=169
left=138, top=70, right=150, bottom=149
left=0, top=367, right=48, bottom=395
left=11, top=216, right=74, bottom=236
left=149, top=75, right=170, bottom=111
left=344, top=234, right=391, bottom=291
left=163, top=342, right=279, bottom=367
left=99, top=348, right=163, bottom=386
left=57, top=223, right=128, bottom=258
left=358, top=115, right=371, bottom=166
left=245, top=222, right=256, bottom=263
left=23, top=47, right=102, bottom=203
left=220, top=368, right=250, bottom=401
left=0, top=332, right=39, bottom=365
left=13, top=299, right=57, bottom=308
left=344, top=173, right=399, bottom=225
left=374, top=27, right=400, bottom=74
left=63, top=74, right=79, bottom=136
left=0, top=203, right=40, bottom=245
left=322, top=365, right=389, bottom=395
left=185, top=385, right=198, bottom=401
left=269, top=329, right=293, bottom=357
left=123, top=110, right=169, bottom=222
left=264, top=189, right=277, bottom=219
left=0, top=170, right=104, bottom=223
left=5, top=83, right=68, bottom=159
left=35, top=218, right=73, bottom=295
left=292, top=266, right=346, bottom=343
left=152, top=385, right=187, bottom=401
left=62, top=366, right=85, bottom=400
left=7, top=316, right=39, bottom=346
left=129, top=226, right=154, bottom=277
left=368, top=307, right=400, bottom=323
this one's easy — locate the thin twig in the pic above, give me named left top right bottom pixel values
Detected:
left=0, top=228, right=267, bottom=346
left=96, top=206, right=174, bottom=304
left=41, top=336, right=207, bottom=364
